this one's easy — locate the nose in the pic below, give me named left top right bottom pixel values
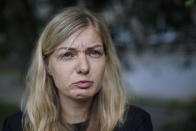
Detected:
left=76, top=54, right=89, bottom=75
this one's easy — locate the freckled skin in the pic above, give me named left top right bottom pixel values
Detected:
left=48, top=26, right=106, bottom=101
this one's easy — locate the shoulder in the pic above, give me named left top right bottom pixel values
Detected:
left=126, top=105, right=151, bottom=122
left=115, top=105, right=153, bottom=131
left=2, top=112, right=23, bottom=131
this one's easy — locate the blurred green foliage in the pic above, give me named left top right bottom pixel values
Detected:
left=185, top=0, right=196, bottom=7
left=0, top=100, right=20, bottom=129
left=161, top=99, right=196, bottom=131
left=132, top=97, right=196, bottom=131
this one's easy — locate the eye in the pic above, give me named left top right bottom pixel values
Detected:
left=89, top=50, right=102, bottom=58
left=62, top=52, right=74, bottom=60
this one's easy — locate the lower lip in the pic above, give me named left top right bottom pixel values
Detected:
left=74, top=82, right=93, bottom=88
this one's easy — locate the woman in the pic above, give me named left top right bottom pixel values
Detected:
left=2, top=7, right=153, bottom=131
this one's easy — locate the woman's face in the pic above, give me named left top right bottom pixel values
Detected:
left=47, top=26, right=106, bottom=100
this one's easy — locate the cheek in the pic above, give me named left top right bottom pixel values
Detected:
left=50, top=64, right=72, bottom=89
left=91, top=64, right=105, bottom=95
left=92, top=60, right=106, bottom=82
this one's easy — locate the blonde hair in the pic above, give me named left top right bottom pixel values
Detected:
left=22, top=7, right=128, bottom=131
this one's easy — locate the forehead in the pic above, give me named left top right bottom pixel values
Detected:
left=57, top=26, right=103, bottom=50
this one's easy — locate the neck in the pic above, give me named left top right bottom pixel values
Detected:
left=59, top=95, right=93, bottom=124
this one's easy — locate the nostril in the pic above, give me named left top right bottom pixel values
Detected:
left=77, top=65, right=89, bottom=74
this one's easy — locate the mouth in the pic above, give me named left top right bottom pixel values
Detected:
left=73, top=80, right=93, bottom=88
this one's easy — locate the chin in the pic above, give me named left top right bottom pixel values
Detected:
left=75, top=94, right=94, bottom=100
left=73, top=91, right=97, bottom=100
left=72, top=87, right=101, bottom=100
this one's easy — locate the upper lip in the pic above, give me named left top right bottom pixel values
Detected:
left=73, top=80, right=93, bottom=84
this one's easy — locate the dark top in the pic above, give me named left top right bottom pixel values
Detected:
left=2, top=105, right=153, bottom=131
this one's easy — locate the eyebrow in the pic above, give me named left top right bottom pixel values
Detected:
left=56, top=44, right=103, bottom=51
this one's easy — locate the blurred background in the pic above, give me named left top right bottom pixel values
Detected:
left=0, top=0, right=196, bottom=130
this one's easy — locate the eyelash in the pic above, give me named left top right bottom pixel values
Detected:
left=88, top=50, right=102, bottom=57
left=62, top=52, right=74, bottom=59
left=60, top=50, right=103, bottom=60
